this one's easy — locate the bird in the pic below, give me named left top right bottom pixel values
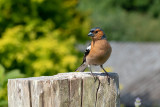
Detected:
left=75, top=27, right=112, bottom=80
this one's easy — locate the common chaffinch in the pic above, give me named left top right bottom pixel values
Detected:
left=75, top=27, right=112, bottom=80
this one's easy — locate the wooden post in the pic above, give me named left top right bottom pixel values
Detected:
left=8, top=72, right=120, bottom=107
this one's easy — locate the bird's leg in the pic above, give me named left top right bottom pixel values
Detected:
left=88, top=65, right=97, bottom=81
left=100, top=65, right=109, bottom=76
left=100, top=65, right=110, bottom=85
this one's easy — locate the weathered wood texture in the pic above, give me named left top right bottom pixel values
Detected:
left=8, top=72, right=120, bottom=107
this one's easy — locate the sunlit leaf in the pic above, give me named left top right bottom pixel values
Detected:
left=0, top=64, right=5, bottom=86
left=5, top=69, right=24, bottom=82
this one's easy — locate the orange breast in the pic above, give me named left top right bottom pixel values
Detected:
left=86, top=39, right=112, bottom=65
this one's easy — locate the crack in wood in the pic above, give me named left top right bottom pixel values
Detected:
left=28, top=81, right=32, bottom=107
left=95, top=79, right=100, bottom=107
left=69, top=79, right=71, bottom=106
left=41, top=90, right=44, bottom=107
left=81, top=78, right=83, bottom=107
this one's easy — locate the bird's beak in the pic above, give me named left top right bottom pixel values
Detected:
left=88, top=32, right=94, bottom=37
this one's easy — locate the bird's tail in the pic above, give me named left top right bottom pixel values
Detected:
left=75, top=63, right=87, bottom=72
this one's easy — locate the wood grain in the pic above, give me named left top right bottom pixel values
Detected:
left=8, top=72, right=120, bottom=107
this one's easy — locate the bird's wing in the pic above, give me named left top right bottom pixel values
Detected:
left=83, top=43, right=91, bottom=63
left=75, top=43, right=91, bottom=72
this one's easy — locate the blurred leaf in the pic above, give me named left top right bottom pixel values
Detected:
left=0, top=100, right=8, bottom=107
left=0, top=64, right=5, bottom=86
left=5, top=69, right=24, bottom=81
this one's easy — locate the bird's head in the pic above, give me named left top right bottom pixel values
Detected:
left=88, top=27, right=106, bottom=40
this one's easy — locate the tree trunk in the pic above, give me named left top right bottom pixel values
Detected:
left=8, top=72, right=120, bottom=107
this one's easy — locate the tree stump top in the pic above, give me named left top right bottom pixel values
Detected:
left=8, top=72, right=120, bottom=107
left=8, top=72, right=118, bottom=80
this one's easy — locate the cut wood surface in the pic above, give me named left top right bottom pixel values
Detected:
left=8, top=72, right=120, bottom=107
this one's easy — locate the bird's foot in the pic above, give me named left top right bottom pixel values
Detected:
left=90, top=73, right=98, bottom=82
left=105, top=72, right=111, bottom=85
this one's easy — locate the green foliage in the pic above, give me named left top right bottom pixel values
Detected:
left=0, top=0, right=90, bottom=76
left=0, top=0, right=90, bottom=106
left=78, top=0, right=160, bottom=41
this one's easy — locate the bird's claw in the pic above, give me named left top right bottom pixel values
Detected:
left=105, top=73, right=111, bottom=85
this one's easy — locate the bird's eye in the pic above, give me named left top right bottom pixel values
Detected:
left=95, top=31, right=98, bottom=33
